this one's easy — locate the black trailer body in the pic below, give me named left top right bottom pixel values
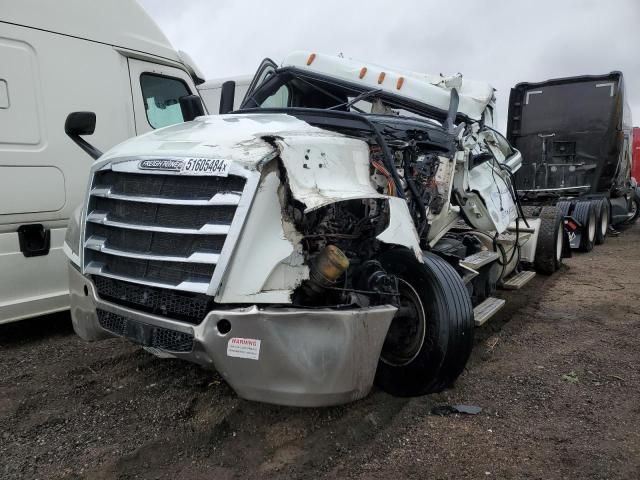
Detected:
left=507, top=72, right=638, bottom=248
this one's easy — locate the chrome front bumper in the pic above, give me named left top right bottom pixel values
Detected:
left=69, top=265, right=396, bottom=407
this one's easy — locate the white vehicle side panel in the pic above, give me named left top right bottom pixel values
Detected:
left=0, top=166, right=65, bottom=215
left=0, top=228, right=68, bottom=324
left=468, top=162, right=518, bottom=234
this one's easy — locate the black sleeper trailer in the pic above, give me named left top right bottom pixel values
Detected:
left=507, top=72, right=639, bottom=254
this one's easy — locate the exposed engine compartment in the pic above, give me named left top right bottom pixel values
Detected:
left=275, top=117, right=461, bottom=310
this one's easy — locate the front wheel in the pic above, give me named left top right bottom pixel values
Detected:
left=376, top=250, right=474, bottom=396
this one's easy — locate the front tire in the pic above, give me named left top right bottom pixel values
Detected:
left=376, top=250, right=474, bottom=396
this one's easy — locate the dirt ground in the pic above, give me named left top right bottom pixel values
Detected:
left=1, top=225, right=639, bottom=480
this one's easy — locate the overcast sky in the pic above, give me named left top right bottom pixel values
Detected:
left=139, top=0, right=640, bottom=131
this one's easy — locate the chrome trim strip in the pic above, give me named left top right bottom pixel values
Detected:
left=85, top=236, right=220, bottom=264
left=90, top=187, right=242, bottom=206
left=519, top=186, right=591, bottom=193
left=86, top=211, right=231, bottom=235
left=85, top=262, right=210, bottom=294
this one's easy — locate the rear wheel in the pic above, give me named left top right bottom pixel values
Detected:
left=625, top=196, right=640, bottom=224
left=591, top=198, right=610, bottom=245
left=531, top=206, right=564, bottom=275
left=376, top=250, right=474, bottom=396
left=573, top=201, right=596, bottom=252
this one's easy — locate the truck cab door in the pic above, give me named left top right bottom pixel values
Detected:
left=241, top=58, right=278, bottom=108
left=127, top=58, right=201, bottom=135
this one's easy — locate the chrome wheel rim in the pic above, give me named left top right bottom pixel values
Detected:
left=600, top=206, right=609, bottom=237
left=556, top=225, right=563, bottom=262
left=588, top=209, right=596, bottom=242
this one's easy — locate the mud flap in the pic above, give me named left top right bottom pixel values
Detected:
left=563, top=216, right=581, bottom=252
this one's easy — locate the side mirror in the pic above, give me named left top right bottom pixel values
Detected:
left=64, top=112, right=102, bottom=160
left=219, top=81, right=236, bottom=114
left=179, top=95, right=205, bottom=121
left=65, top=111, right=96, bottom=136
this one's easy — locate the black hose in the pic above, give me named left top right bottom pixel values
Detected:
left=402, top=149, right=427, bottom=234
left=367, top=120, right=406, bottom=199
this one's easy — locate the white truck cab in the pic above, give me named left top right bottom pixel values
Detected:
left=0, top=0, right=205, bottom=323
left=64, top=51, right=560, bottom=407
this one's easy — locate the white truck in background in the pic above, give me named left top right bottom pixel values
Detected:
left=198, top=75, right=252, bottom=113
left=0, top=0, right=206, bottom=323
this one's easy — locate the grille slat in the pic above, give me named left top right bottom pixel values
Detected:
left=85, top=165, right=247, bottom=294
left=85, top=235, right=220, bottom=264
left=86, top=212, right=231, bottom=235
left=93, top=170, right=245, bottom=200
left=86, top=224, right=226, bottom=257
left=90, top=188, right=241, bottom=206
left=91, top=198, right=236, bottom=229
left=88, top=251, right=215, bottom=286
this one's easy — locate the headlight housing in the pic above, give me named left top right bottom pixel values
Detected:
left=63, top=205, right=83, bottom=268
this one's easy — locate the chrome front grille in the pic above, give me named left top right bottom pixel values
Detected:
left=83, top=158, right=258, bottom=295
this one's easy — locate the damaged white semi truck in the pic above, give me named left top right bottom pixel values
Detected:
left=63, top=52, right=565, bottom=406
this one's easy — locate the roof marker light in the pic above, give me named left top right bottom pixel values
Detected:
left=396, top=77, right=405, bottom=90
left=359, top=67, right=367, bottom=79
left=378, top=72, right=386, bottom=84
left=307, top=53, right=317, bottom=66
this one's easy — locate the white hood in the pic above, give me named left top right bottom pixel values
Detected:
left=99, top=113, right=344, bottom=170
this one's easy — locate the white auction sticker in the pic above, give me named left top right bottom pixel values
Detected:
left=227, top=337, right=261, bottom=360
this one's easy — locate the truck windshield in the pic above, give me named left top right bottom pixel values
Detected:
left=242, top=70, right=442, bottom=126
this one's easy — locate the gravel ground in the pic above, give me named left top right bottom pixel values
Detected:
left=1, top=224, right=639, bottom=480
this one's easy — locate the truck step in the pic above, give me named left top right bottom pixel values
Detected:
left=474, top=297, right=506, bottom=326
left=501, top=270, right=536, bottom=290
left=461, top=250, right=500, bottom=269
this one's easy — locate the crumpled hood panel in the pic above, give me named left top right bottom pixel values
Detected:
left=98, top=113, right=347, bottom=170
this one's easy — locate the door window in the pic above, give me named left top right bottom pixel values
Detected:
left=140, top=73, right=190, bottom=129
left=260, top=85, right=290, bottom=108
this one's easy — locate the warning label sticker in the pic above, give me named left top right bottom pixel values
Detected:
left=226, top=337, right=261, bottom=360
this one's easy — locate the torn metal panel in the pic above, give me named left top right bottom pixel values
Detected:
left=376, top=197, right=423, bottom=261
left=275, top=135, right=385, bottom=211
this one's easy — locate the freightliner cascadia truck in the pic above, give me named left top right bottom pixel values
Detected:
left=63, top=52, right=571, bottom=406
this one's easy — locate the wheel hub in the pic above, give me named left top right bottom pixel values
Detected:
left=380, top=279, right=426, bottom=367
